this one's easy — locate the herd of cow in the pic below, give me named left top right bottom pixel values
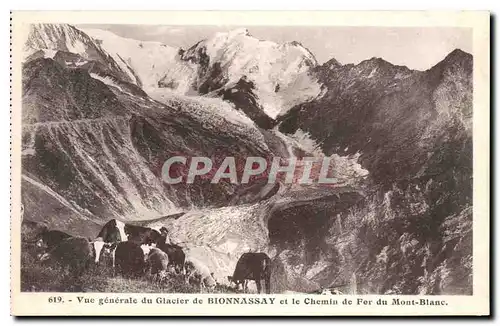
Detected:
left=24, top=218, right=272, bottom=294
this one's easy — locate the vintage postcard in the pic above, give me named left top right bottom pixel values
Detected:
left=10, top=11, right=490, bottom=316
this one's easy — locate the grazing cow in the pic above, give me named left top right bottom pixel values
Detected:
left=184, top=256, right=216, bottom=292
left=159, top=227, right=175, bottom=245
left=229, top=252, right=271, bottom=294
left=125, top=224, right=162, bottom=246
left=39, top=237, right=94, bottom=278
left=146, top=247, right=170, bottom=281
left=156, top=238, right=185, bottom=274
left=92, top=219, right=128, bottom=264
left=113, top=241, right=148, bottom=278
left=36, top=229, right=72, bottom=252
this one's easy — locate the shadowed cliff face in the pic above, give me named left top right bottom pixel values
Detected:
left=267, top=190, right=364, bottom=293
left=275, top=50, right=472, bottom=294
left=217, top=77, right=277, bottom=130
left=278, top=50, right=472, bottom=185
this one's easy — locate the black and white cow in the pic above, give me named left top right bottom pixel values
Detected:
left=228, top=252, right=271, bottom=294
left=95, top=219, right=128, bottom=243
left=92, top=219, right=161, bottom=265
left=92, top=219, right=128, bottom=264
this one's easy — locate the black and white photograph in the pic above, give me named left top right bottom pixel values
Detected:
left=9, top=10, right=490, bottom=316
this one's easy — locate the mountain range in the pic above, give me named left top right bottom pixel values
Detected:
left=21, top=23, right=472, bottom=294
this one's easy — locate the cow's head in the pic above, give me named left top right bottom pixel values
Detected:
left=159, top=227, right=169, bottom=237
left=103, top=242, right=118, bottom=256
left=35, top=238, right=45, bottom=249
left=92, top=238, right=115, bottom=264
left=140, top=243, right=156, bottom=261
left=227, top=276, right=243, bottom=287
left=150, top=229, right=162, bottom=245
left=34, top=227, right=49, bottom=249
left=185, top=261, right=196, bottom=275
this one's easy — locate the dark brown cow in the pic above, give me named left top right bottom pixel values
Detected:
left=156, top=237, right=185, bottom=274
left=113, top=241, right=148, bottom=278
left=36, top=229, right=72, bottom=251
left=229, top=252, right=271, bottom=294
left=39, top=237, right=94, bottom=278
left=125, top=224, right=161, bottom=245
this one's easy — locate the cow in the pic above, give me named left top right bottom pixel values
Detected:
left=184, top=256, right=216, bottom=292
left=125, top=224, right=162, bottom=246
left=36, top=229, right=72, bottom=252
left=229, top=252, right=271, bottom=294
left=156, top=238, right=185, bottom=274
left=146, top=247, right=170, bottom=282
left=113, top=241, right=148, bottom=278
left=95, top=219, right=128, bottom=243
left=38, top=236, right=94, bottom=279
left=159, top=226, right=174, bottom=245
left=92, top=219, right=128, bottom=265
left=93, top=219, right=161, bottom=265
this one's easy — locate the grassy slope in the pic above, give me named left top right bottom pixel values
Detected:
left=21, top=241, right=241, bottom=293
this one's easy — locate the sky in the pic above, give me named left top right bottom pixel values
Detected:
left=79, top=24, right=472, bottom=71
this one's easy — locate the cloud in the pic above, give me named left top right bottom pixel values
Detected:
left=167, top=28, right=183, bottom=34
left=144, top=26, right=184, bottom=36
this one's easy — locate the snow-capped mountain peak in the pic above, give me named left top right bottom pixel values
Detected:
left=82, top=28, right=196, bottom=91
left=24, top=24, right=90, bottom=57
left=25, top=25, right=321, bottom=121
left=24, top=24, right=136, bottom=84
left=179, top=28, right=321, bottom=118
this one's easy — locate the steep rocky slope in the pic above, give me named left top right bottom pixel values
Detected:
left=279, top=49, right=472, bottom=184
left=276, top=49, right=473, bottom=294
